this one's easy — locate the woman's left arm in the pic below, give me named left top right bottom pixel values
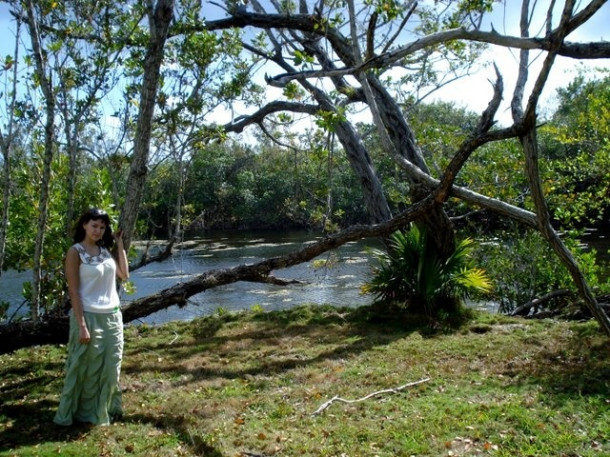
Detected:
left=114, top=230, right=130, bottom=280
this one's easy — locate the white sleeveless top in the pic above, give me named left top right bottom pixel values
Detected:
left=74, top=243, right=121, bottom=313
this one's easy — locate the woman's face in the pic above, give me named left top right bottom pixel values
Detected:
left=82, top=218, right=107, bottom=243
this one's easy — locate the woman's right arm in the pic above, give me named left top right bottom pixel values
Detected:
left=65, top=247, right=90, bottom=344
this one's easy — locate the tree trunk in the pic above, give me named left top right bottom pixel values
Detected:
left=30, top=108, right=55, bottom=321
left=25, top=0, right=56, bottom=321
left=0, top=195, right=435, bottom=354
left=521, top=129, right=610, bottom=335
left=0, top=141, right=9, bottom=276
left=120, top=0, right=175, bottom=251
left=63, top=123, right=79, bottom=234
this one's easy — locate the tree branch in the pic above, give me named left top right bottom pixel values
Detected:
left=311, top=378, right=431, bottom=416
left=259, top=25, right=610, bottom=87
left=510, top=289, right=572, bottom=317
left=222, top=100, right=319, bottom=133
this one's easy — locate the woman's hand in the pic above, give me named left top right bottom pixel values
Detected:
left=114, top=229, right=124, bottom=244
left=113, top=228, right=130, bottom=280
left=79, top=324, right=91, bottom=344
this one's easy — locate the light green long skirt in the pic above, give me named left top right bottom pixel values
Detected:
left=54, top=310, right=124, bottom=426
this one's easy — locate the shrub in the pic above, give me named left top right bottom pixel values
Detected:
left=362, top=225, right=492, bottom=318
left=475, top=228, right=609, bottom=313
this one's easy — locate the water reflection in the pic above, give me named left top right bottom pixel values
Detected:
left=128, top=231, right=381, bottom=324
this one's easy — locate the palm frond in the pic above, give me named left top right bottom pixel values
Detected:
left=363, top=226, right=493, bottom=316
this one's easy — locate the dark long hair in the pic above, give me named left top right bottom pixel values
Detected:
left=73, top=208, right=114, bottom=249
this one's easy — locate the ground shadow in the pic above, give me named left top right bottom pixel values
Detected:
left=123, top=305, right=424, bottom=386
left=121, top=412, right=224, bottom=457
left=508, top=325, right=610, bottom=400
left=0, top=389, right=224, bottom=457
left=5, top=306, right=604, bottom=456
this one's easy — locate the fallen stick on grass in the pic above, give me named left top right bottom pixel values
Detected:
left=311, top=377, right=431, bottom=416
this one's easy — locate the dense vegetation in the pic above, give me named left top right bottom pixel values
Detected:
left=138, top=74, right=610, bottom=236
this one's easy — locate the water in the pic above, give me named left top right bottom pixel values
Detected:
left=582, top=228, right=610, bottom=282
left=0, top=231, right=380, bottom=324
left=2, top=229, right=607, bottom=324
left=0, top=269, right=31, bottom=320
left=128, top=231, right=380, bottom=324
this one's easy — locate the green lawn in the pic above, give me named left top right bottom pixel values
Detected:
left=1, top=305, right=609, bottom=456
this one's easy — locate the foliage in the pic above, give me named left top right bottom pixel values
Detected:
left=541, top=71, right=610, bottom=229
left=145, top=136, right=368, bottom=234
left=1, top=0, right=609, bottom=329
left=475, top=226, right=609, bottom=313
left=3, top=135, right=117, bottom=318
left=362, top=225, right=492, bottom=317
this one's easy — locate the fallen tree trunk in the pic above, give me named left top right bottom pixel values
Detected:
left=510, top=289, right=572, bottom=317
left=0, top=317, right=70, bottom=353
left=131, top=237, right=177, bottom=270
left=120, top=197, right=433, bottom=322
left=0, top=196, right=434, bottom=354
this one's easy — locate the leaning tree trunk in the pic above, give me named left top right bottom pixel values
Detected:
left=291, top=65, right=394, bottom=225
left=367, top=76, right=456, bottom=258
left=120, top=0, right=175, bottom=251
left=0, top=196, right=436, bottom=354
left=316, top=0, right=456, bottom=258
left=521, top=128, right=610, bottom=335
left=333, top=119, right=394, bottom=224
left=512, top=0, right=610, bottom=336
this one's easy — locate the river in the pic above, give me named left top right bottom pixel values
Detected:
left=1, top=231, right=383, bottom=325
left=2, top=229, right=607, bottom=325
left=127, top=230, right=382, bottom=324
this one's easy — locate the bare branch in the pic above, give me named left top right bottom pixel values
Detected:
left=222, top=100, right=319, bottom=133
left=564, top=0, right=607, bottom=36
left=311, top=378, right=431, bottom=416
left=381, top=1, right=417, bottom=54
left=435, top=65, right=504, bottom=203
left=264, top=23, right=610, bottom=87
left=510, top=289, right=572, bottom=316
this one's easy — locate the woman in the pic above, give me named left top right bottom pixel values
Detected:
left=54, top=208, right=129, bottom=426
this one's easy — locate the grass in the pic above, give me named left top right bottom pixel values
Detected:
left=1, top=304, right=609, bottom=456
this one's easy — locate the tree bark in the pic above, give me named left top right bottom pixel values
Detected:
left=120, top=0, right=175, bottom=251
left=25, top=0, right=56, bottom=321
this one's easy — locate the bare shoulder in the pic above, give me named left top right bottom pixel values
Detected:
left=65, top=246, right=81, bottom=264
left=66, top=245, right=79, bottom=256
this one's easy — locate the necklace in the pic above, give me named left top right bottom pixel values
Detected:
left=78, top=243, right=107, bottom=264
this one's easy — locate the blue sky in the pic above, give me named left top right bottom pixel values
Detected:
left=436, top=1, right=610, bottom=124
left=0, top=1, right=608, bottom=127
